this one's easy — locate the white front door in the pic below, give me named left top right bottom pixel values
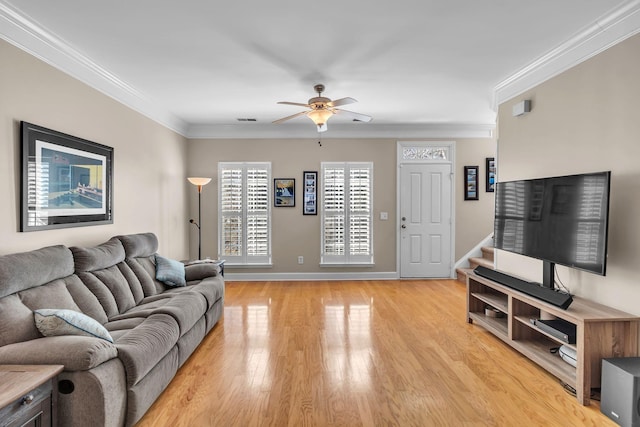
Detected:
left=400, top=163, right=452, bottom=278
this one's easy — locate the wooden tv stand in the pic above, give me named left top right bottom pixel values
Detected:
left=466, top=271, right=640, bottom=405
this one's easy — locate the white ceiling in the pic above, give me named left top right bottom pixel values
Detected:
left=1, top=0, right=640, bottom=138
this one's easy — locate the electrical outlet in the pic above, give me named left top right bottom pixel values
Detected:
left=298, top=256, right=304, bottom=264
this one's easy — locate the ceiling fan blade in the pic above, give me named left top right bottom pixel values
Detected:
left=326, top=97, right=356, bottom=108
left=272, top=110, right=309, bottom=124
left=334, top=109, right=372, bottom=122
left=277, top=101, right=311, bottom=108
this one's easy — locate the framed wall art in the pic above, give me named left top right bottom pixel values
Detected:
left=486, top=157, right=496, bottom=192
left=303, top=171, right=317, bottom=215
left=464, top=166, right=479, bottom=201
left=21, top=121, right=114, bottom=231
left=274, top=178, right=295, bottom=207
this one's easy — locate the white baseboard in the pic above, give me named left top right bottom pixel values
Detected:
left=224, top=271, right=400, bottom=282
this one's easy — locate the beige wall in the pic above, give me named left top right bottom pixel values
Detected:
left=496, top=33, right=640, bottom=315
left=455, top=139, right=496, bottom=257
left=188, top=136, right=496, bottom=275
left=0, top=39, right=190, bottom=258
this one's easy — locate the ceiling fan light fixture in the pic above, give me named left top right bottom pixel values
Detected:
left=307, top=109, right=333, bottom=132
left=273, top=84, right=370, bottom=132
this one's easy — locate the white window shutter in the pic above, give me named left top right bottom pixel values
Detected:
left=321, top=162, right=373, bottom=265
left=219, top=163, right=271, bottom=265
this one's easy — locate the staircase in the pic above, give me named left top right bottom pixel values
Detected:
left=456, top=246, right=495, bottom=284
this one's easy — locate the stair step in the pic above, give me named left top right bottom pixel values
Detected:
left=457, top=245, right=495, bottom=284
left=456, top=267, right=474, bottom=284
left=481, top=246, right=495, bottom=262
left=469, top=256, right=493, bottom=270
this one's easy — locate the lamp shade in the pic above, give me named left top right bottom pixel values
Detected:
left=187, top=177, right=212, bottom=186
left=307, top=109, right=333, bottom=132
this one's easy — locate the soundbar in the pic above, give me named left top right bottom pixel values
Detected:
left=473, top=266, right=573, bottom=309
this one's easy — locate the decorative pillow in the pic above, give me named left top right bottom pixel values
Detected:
left=34, top=309, right=114, bottom=343
left=155, top=254, right=186, bottom=287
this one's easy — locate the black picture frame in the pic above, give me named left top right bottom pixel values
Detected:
left=274, top=178, right=295, bottom=207
left=486, top=157, right=496, bottom=192
left=303, top=171, right=317, bottom=215
left=464, top=166, right=479, bottom=201
left=21, top=121, right=114, bottom=231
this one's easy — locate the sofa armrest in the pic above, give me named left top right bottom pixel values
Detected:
left=0, top=336, right=117, bottom=371
left=184, top=262, right=220, bottom=282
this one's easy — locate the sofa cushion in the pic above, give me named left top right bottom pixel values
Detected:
left=92, top=266, right=138, bottom=313
left=104, top=317, right=145, bottom=332
left=110, top=292, right=206, bottom=337
left=148, top=292, right=206, bottom=336
left=184, top=262, right=220, bottom=282
left=155, top=255, right=186, bottom=287
left=34, top=309, right=114, bottom=342
left=0, top=294, right=41, bottom=347
left=186, top=276, right=225, bottom=310
left=71, top=238, right=125, bottom=272
left=64, top=274, right=109, bottom=324
left=115, top=313, right=180, bottom=387
left=108, top=299, right=168, bottom=322
left=0, top=245, right=74, bottom=298
left=118, top=233, right=163, bottom=298
left=77, top=272, right=120, bottom=319
left=125, top=258, right=161, bottom=297
left=0, top=278, right=83, bottom=347
left=117, top=233, right=158, bottom=258
left=0, top=336, right=117, bottom=371
left=19, top=280, right=83, bottom=311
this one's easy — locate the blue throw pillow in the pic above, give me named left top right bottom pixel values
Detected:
left=34, top=309, right=114, bottom=343
left=155, top=254, right=186, bottom=287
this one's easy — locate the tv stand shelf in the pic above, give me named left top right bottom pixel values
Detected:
left=466, top=271, right=640, bottom=405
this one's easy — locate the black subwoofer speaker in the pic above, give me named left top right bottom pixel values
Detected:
left=601, top=357, right=640, bottom=427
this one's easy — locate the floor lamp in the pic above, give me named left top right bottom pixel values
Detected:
left=188, top=177, right=211, bottom=260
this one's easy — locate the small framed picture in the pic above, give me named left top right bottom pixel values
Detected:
left=464, top=166, right=479, bottom=201
left=486, top=157, right=496, bottom=192
left=274, top=178, right=295, bottom=207
left=303, top=171, right=317, bottom=215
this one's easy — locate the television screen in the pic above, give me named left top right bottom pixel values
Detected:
left=494, top=171, right=610, bottom=276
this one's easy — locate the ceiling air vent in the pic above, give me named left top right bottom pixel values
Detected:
left=236, top=118, right=257, bottom=122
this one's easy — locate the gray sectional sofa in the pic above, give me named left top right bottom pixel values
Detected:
left=0, top=232, right=225, bottom=426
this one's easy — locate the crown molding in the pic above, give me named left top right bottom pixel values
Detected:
left=186, top=122, right=495, bottom=140
left=494, top=0, right=640, bottom=106
left=0, top=1, right=189, bottom=136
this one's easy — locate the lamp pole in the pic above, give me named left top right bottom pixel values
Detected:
left=197, top=184, right=203, bottom=260
left=187, top=177, right=212, bottom=260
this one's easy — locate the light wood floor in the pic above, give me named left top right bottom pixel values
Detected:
left=136, top=280, right=615, bottom=426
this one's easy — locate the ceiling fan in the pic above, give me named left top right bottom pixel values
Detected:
left=273, top=84, right=372, bottom=132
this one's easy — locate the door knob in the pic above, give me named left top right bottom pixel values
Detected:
left=401, top=224, right=406, bottom=229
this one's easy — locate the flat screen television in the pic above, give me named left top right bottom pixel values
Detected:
left=494, top=171, right=611, bottom=289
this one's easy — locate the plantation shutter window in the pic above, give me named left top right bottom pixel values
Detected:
left=321, top=162, right=373, bottom=265
left=219, top=162, right=271, bottom=265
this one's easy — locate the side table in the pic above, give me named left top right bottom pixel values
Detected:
left=0, top=365, right=64, bottom=427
